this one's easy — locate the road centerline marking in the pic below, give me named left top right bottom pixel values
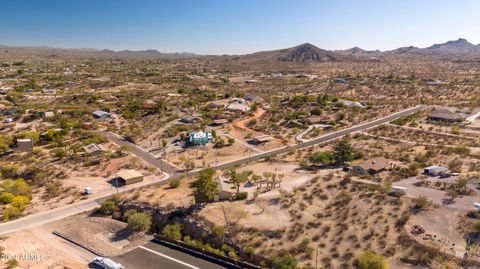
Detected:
left=139, top=245, right=202, bottom=269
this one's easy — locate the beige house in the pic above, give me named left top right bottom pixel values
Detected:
left=116, top=169, right=144, bottom=185
left=352, top=157, right=390, bottom=174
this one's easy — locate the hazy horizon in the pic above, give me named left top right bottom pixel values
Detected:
left=1, top=0, right=480, bottom=54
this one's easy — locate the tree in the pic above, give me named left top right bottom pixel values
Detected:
left=308, top=151, right=332, bottom=166
left=272, top=254, right=298, bottom=269
left=162, top=223, right=183, bottom=240
left=193, top=168, right=218, bottom=202
left=230, top=170, right=252, bottom=194
left=162, top=139, right=168, bottom=147
left=357, top=251, right=387, bottom=269
left=332, top=138, right=356, bottom=165
left=127, top=212, right=152, bottom=232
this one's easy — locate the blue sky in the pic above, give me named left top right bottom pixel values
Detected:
left=1, top=0, right=480, bottom=54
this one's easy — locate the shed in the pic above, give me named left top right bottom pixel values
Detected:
left=215, top=177, right=235, bottom=201
left=352, top=157, right=390, bottom=174
left=424, top=166, right=448, bottom=177
left=226, top=103, right=250, bottom=112
left=15, top=138, right=33, bottom=152
left=116, top=169, right=144, bottom=185
left=83, top=143, right=105, bottom=154
left=92, top=110, right=111, bottom=120
left=427, top=108, right=464, bottom=123
left=38, top=111, right=55, bottom=118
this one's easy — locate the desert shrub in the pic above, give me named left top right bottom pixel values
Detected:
left=169, top=179, right=180, bottom=188
left=1, top=179, right=30, bottom=196
left=98, top=195, right=122, bottom=215
left=2, top=206, right=21, bottom=221
left=357, top=250, right=387, bottom=269
left=122, top=209, right=138, bottom=221
left=211, top=225, right=226, bottom=238
left=162, top=223, right=183, bottom=240
left=0, top=192, right=14, bottom=204
left=45, top=181, right=63, bottom=197
left=11, top=195, right=29, bottom=211
left=127, top=212, right=152, bottom=232
left=413, top=196, right=430, bottom=210
left=474, top=221, right=480, bottom=233
left=272, top=254, right=297, bottom=269
left=235, top=192, right=248, bottom=200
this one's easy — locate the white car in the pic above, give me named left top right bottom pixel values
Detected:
left=2, top=118, right=13, bottom=123
left=92, top=257, right=125, bottom=269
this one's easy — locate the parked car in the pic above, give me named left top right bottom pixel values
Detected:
left=2, top=118, right=13, bottom=123
left=92, top=257, right=124, bottom=269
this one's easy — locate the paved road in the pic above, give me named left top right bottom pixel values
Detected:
left=113, top=242, right=227, bottom=269
left=0, top=105, right=426, bottom=235
left=102, top=131, right=181, bottom=175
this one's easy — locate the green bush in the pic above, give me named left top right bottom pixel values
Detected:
left=169, top=179, right=180, bottom=189
left=162, top=223, right=183, bottom=240
left=357, top=251, right=387, bottom=269
left=2, top=206, right=21, bottom=221
left=127, top=212, right=152, bottom=232
left=0, top=192, right=14, bottom=204
left=272, top=254, right=297, bottom=269
left=235, top=192, right=248, bottom=200
left=98, top=195, right=122, bottom=215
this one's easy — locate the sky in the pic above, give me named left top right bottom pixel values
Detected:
left=1, top=0, right=480, bottom=54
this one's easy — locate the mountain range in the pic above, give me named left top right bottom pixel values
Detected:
left=1, top=38, right=480, bottom=62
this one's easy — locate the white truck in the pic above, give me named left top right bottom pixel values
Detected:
left=92, top=257, right=125, bottom=269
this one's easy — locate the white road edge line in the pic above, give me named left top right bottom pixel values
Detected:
left=138, top=245, right=202, bottom=269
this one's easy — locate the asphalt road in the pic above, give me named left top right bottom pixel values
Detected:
left=102, top=131, right=181, bottom=175
left=113, top=242, right=227, bottom=269
left=0, top=105, right=426, bottom=235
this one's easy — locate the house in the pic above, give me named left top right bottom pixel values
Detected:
left=37, top=111, right=55, bottom=118
left=338, top=99, right=364, bottom=108
left=210, top=119, right=229, bottom=126
left=226, top=103, right=250, bottom=112
left=180, top=115, right=202, bottom=124
left=304, top=115, right=334, bottom=125
left=427, top=108, right=464, bottom=123
left=15, top=138, right=33, bottom=152
left=42, top=88, right=56, bottom=94
left=215, top=176, right=235, bottom=201
left=250, top=135, right=274, bottom=145
left=424, top=166, right=448, bottom=177
left=187, top=131, right=212, bottom=146
left=92, top=110, right=111, bottom=120
left=82, top=143, right=105, bottom=154
left=231, top=98, right=246, bottom=104
left=116, top=169, right=144, bottom=185
left=244, top=94, right=262, bottom=103
left=352, top=157, right=390, bottom=174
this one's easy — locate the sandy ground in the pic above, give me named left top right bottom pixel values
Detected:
left=1, top=212, right=152, bottom=269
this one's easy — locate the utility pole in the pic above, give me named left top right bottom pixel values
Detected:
left=315, top=246, right=319, bottom=269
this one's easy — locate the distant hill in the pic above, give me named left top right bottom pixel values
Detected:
left=386, top=38, right=480, bottom=56
left=0, top=44, right=200, bottom=59
left=276, top=43, right=342, bottom=62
